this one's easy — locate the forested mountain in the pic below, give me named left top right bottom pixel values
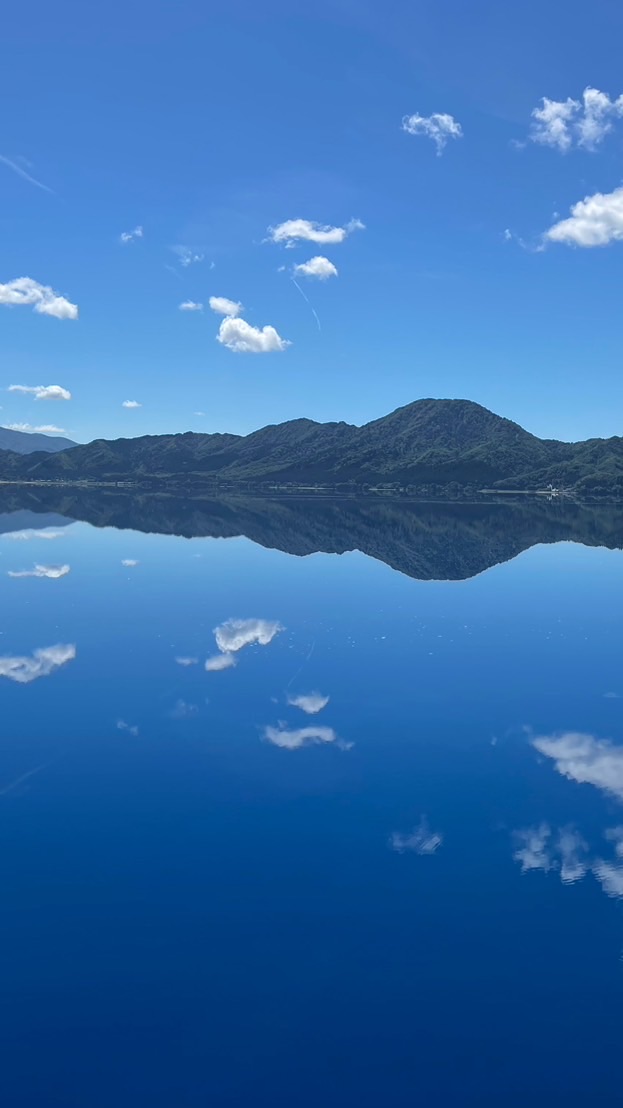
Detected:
left=0, top=399, right=621, bottom=495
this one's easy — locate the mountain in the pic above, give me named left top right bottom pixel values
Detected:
left=0, top=399, right=622, bottom=496
left=1, top=487, right=622, bottom=582
left=0, top=427, right=77, bottom=455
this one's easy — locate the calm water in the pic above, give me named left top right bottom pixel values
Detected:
left=1, top=495, right=622, bottom=1107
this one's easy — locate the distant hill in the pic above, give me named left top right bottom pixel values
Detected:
left=0, top=399, right=622, bottom=496
left=0, top=427, right=77, bottom=455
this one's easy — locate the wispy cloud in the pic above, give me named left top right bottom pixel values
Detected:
left=117, top=719, right=139, bottom=736
left=0, top=277, right=78, bottom=320
left=175, top=656, right=198, bottom=667
left=121, top=558, right=139, bottom=566
left=0, top=643, right=76, bottom=684
left=179, top=300, right=203, bottom=312
left=0, top=155, right=53, bottom=193
left=293, top=256, right=338, bottom=280
left=2, top=422, right=66, bottom=434
left=402, top=112, right=463, bottom=155
left=390, top=816, right=443, bottom=855
left=529, top=87, right=623, bottom=152
left=171, top=245, right=204, bottom=267
left=287, top=691, right=329, bottom=715
left=267, top=217, right=365, bottom=248
left=122, top=400, right=142, bottom=409
left=263, top=723, right=347, bottom=750
left=169, top=699, right=198, bottom=719
left=120, top=225, right=144, bottom=244
left=8, top=384, right=71, bottom=401
left=217, top=316, right=290, bottom=353
left=8, top=564, right=70, bottom=579
left=214, top=618, right=283, bottom=653
left=544, top=185, right=623, bottom=248
left=209, top=296, right=243, bottom=317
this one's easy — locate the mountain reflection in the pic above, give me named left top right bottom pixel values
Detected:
left=1, top=489, right=623, bottom=581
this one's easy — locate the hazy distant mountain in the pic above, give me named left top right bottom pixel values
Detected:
left=2, top=487, right=622, bottom=582
left=0, top=427, right=77, bottom=455
left=0, top=399, right=622, bottom=495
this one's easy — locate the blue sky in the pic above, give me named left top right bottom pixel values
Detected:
left=2, top=0, right=623, bottom=444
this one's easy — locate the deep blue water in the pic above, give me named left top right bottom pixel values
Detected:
left=1, top=501, right=622, bottom=1106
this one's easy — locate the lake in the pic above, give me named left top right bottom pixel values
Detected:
left=1, top=492, right=622, bottom=1107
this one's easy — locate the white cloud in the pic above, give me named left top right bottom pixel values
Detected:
left=544, top=185, right=623, bottom=248
left=0, top=277, right=78, bottom=320
left=171, top=245, right=204, bottom=267
left=122, top=400, right=142, bottom=409
left=179, top=300, right=203, bottom=312
left=175, top=656, right=198, bottom=666
left=8, top=564, right=70, bottom=579
left=287, top=691, right=330, bottom=715
left=2, top=423, right=66, bottom=434
left=120, top=225, right=143, bottom=244
left=263, top=723, right=343, bottom=750
left=402, top=112, right=463, bottom=155
left=121, top=558, right=139, bottom=566
left=390, top=816, right=443, bottom=855
left=512, top=823, right=553, bottom=873
left=533, top=731, right=623, bottom=801
left=0, top=154, right=53, bottom=193
left=0, top=643, right=75, bottom=684
left=6, top=528, right=63, bottom=541
left=214, top=618, right=283, bottom=653
left=267, top=217, right=365, bottom=247
left=293, top=256, right=338, bottom=280
left=8, top=384, right=71, bottom=401
left=529, top=97, right=578, bottom=152
left=529, top=87, right=623, bottom=152
left=217, top=316, right=290, bottom=354
left=205, top=653, right=237, bottom=672
left=208, top=296, right=243, bottom=317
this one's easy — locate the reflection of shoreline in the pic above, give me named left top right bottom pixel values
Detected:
left=1, top=490, right=622, bottom=583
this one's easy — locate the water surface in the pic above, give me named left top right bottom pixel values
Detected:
left=1, top=495, right=622, bottom=1106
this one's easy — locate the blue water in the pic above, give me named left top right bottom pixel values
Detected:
left=1, top=504, right=622, bottom=1106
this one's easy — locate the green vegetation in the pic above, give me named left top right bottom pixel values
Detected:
left=1, top=399, right=622, bottom=496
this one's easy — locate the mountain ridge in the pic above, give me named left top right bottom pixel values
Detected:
left=0, top=398, right=621, bottom=496
left=0, top=427, right=77, bottom=455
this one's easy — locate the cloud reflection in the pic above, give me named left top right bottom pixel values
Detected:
left=287, top=691, right=330, bottom=715
left=513, top=823, right=623, bottom=899
left=0, top=643, right=76, bottom=684
left=6, top=529, right=64, bottom=541
left=214, top=618, right=282, bottom=653
left=390, top=817, right=443, bottom=855
left=169, top=699, right=198, bottom=719
left=8, top=563, right=70, bottom=579
left=533, top=731, right=623, bottom=802
left=117, top=719, right=139, bottom=737
left=263, top=723, right=347, bottom=750
left=205, top=653, right=237, bottom=672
